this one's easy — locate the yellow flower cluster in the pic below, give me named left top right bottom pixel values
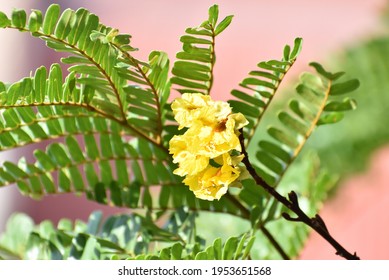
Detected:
left=169, top=93, right=249, bottom=201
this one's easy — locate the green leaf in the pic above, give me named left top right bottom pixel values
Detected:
left=268, top=127, right=298, bottom=148
left=109, top=182, right=122, bottom=206
left=289, top=99, right=316, bottom=122
left=242, top=77, right=276, bottom=89
left=176, top=51, right=211, bottom=63
left=257, top=151, right=284, bottom=175
left=112, top=34, right=131, bottom=45
left=330, top=79, right=360, bottom=96
left=25, top=232, right=62, bottom=260
left=32, top=66, right=47, bottom=103
left=28, top=10, right=43, bottom=33
left=309, top=62, right=345, bottom=80
left=324, top=98, right=357, bottom=111
left=147, top=51, right=171, bottom=106
left=171, top=66, right=210, bottom=81
left=208, top=5, right=219, bottom=26
left=171, top=243, right=183, bottom=260
left=34, top=149, right=55, bottom=170
left=222, top=237, right=238, bottom=260
left=317, top=112, right=344, bottom=125
left=86, top=211, right=103, bottom=235
left=37, top=220, right=55, bottom=240
left=174, top=61, right=210, bottom=72
left=283, top=44, right=291, bottom=61
left=231, top=90, right=264, bottom=107
left=4, top=78, right=31, bottom=105
left=11, top=9, right=27, bottom=29
left=0, top=213, right=34, bottom=257
left=42, top=4, right=61, bottom=35
left=65, top=136, right=85, bottom=163
left=0, top=11, right=10, bottom=28
left=185, top=27, right=212, bottom=36
left=229, top=100, right=260, bottom=118
left=278, top=112, right=309, bottom=135
left=47, top=63, right=63, bottom=102
left=54, top=8, right=76, bottom=40
left=242, top=236, right=255, bottom=259
left=64, top=8, right=86, bottom=45
left=68, top=233, right=87, bottom=259
left=0, top=81, right=5, bottom=93
left=258, top=141, right=291, bottom=162
left=214, top=15, right=233, bottom=35
left=212, top=238, right=222, bottom=260
left=84, top=134, right=99, bottom=160
left=5, top=163, right=26, bottom=184
left=89, top=30, right=106, bottom=42
left=234, top=233, right=249, bottom=259
left=170, top=77, right=209, bottom=90
left=80, top=237, right=100, bottom=260
left=180, top=35, right=212, bottom=45
left=290, top=37, right=303, bottom=59
left=58, top=170, right=71, bottom=192
left=40, top=173, right=56, bottom=194
left=48, top=143, right=72, bottom=167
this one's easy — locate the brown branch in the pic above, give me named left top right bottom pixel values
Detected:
left=238, top=129, right=360, bottom=260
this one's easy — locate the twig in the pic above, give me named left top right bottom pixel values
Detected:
left=225, top=193, right=291, bottom=259
left=260, top=225, right=291, bottom=260
left=238, top=129, right=360, bottom=260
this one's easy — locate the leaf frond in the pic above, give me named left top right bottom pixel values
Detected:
left=0, top=134, right=173, bottom=204
left=252, top=63, right=359, bottom=187
left=171, top=5, right=232, bottom=96
left=129, top=233, right=254, bottom=260
left=0, top=211, right=183, bottom=259
left=1, top=5, right=165, bottom=148
left=229, top=38, right=303, bottom=145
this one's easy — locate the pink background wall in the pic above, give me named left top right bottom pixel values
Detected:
left=0, top=0, right=388, bottom=259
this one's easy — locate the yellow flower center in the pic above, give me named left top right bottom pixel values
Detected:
left=214, top=119, right=227, bottom=132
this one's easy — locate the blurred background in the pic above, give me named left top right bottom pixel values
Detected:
left=1, top=0, right=389, bottom=259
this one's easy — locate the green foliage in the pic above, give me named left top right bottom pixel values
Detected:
left=0, top=4, right=360, bottom=260
left=0, top=211, right=254, bottom=260
left=303, top=35, right=389, bottom=176
left=250, top=62, right=359, bottom=187
left=0, top=211, right=180, bottom=260
left=0, top=5, right=177, bottom=204
left=171, top=4, right=232, bottom=95
left=230, top=38, right=303, bottom=144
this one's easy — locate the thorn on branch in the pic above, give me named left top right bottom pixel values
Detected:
left=281, top=212, right=301, bottom=222
left=288, top=191, right=299, bottom=207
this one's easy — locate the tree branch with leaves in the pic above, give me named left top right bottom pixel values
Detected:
left=0, top=4, right=360, bottom=260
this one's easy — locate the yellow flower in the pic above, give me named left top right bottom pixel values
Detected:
left=183, top=153, right=244, bottom=201
left=230, top=112, right=249, bottom=130
left=183, top=112, right=248, bottom=158
left=168, top=93, right=249, bottom=200
left=171, top=93, right=215, bottom=129
left=213, top=100, right=232, bottom=121
left=169, top=134, right=209, bottom=176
